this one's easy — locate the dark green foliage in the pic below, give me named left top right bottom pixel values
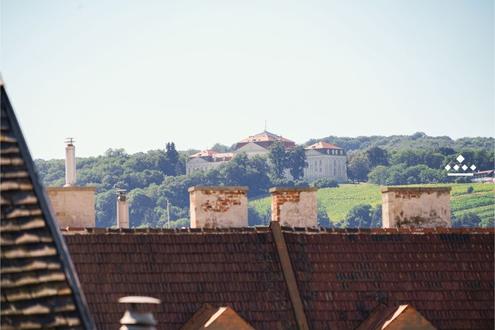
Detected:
left=312, top=178, right=339, bottom=189
left=344, top=204, right=372, bottom=228
left=371, top=204, right=382, bottom=228
left=306, top=134, right=494, bottom=154
left=34, top=134, right=494, bottom=229
left=467, top=186, right=474, bottom=194
left=248, top=207, right=270, bottom=226
left=268, top=142, right=288, bottom=179
left=317, top=204, right=331, bottom=228
left=368, top=164, right=446, bottom=185
left=347, top=153, right=370, bottom=182
left=342, top=204, right=382, bottom=228
left=95, top=190, right=117, bottom=227
left=452, top=212, right=482, bottom=228
left=211, top=143, right=231, bottom=153
left=287, top=146, right=307, bottom=180
left=165, top=142, right=181, bottom=176
left=366, top=147, right=389, bottom=167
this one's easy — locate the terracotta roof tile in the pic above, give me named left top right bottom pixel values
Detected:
left=235, top=131, right=296, bottom=150
left=305, top=141, right=343, bottom=150
left=61, top=227, right=495, bottom=329
left=284, top=230, right=494, bottom=329
left=65, top=231, right=297, bottom=329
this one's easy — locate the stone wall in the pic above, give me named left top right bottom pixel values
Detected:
left=381, top=187, right=451, bottom=228
left=189, top=186, right=248, bottom=228
left=46, top=186, right=96, bottom=228
left=270, top=187, right=318, bottom=227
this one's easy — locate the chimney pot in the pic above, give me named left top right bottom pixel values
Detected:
left=64, top=138, right=76, bottom=187
left=116, top=189, right=129, bottom=228
left=119, top=296, right=161, bottom=330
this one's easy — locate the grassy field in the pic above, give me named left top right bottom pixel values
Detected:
left=249, top=183, right=494, bottom=226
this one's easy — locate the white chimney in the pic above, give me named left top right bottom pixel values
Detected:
left=189, top=186, right=248, bottom=228
left=64, top=138, right=76, bottom=187
left=117, top=189, right=129, bottom=228
left=119, top=296, right=161, bottom=330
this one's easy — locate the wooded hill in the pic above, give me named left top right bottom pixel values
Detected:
left=35, top=133, right=494, bottom=228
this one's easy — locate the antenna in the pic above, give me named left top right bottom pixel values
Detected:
left=64, top=137, right=75, bottom=145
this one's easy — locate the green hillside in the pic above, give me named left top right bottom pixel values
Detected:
left=249, top=183, right=494, bottom=226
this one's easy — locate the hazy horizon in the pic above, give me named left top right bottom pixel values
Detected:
left=2, top=0, right=493, bottom=159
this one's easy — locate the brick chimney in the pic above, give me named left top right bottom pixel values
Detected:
left=116, top=189, right=129, bottom=228
left=270, top=187, right=318, bottom=227
left=64, top=138, right=76, bottom=187
left=381, top=187, right=452, bottom=228
left=189, top=186, right=248, bottom=228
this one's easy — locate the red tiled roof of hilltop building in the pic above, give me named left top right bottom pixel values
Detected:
left=189, top=149, right=218, bottom=158
left=235, top=131, right=296, bottom=150
left=305, top=141, right=343, bottom=150
left=62, top=226, right=495, bottom=330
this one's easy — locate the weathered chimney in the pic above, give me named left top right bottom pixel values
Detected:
left=381, top=187, right=452, bottom=228
left=64, top=138, right=76, bottom=187
left=116, top=189, right=129, bottom=229
left=119, top=296, right=161, bottom=330
left=270, top=187, right=318, bottom=227
left=189, top=186, right=248, bottom=228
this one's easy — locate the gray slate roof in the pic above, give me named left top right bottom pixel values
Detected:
left=0, top=84, right=95, bottom=329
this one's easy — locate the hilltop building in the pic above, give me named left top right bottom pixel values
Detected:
left=2, top=83, right=494, bottom=329
left=186, top=131, right=348, bottom=182
left=304, top=141, right=347, bottom=182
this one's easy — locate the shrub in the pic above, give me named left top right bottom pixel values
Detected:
left=467, top=186, right=474, bottom=194
left=312, top=178, right=339, bottom=189
left=452, top=212, right=481, bottom=228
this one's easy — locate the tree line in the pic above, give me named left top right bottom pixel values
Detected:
left=35, top=134, right=494, bottom=228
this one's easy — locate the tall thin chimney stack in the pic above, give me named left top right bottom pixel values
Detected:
left=117, top=189, right=129, bottom=228
left=64, top=138, right=76, bottom=187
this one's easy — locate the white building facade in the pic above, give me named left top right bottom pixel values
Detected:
left=303, top=142, right=348, bottom=182
left=186, top=132, right=348, bottom=182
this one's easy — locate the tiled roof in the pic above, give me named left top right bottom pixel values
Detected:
left=284, top=228, right=494, bottom=329
left=305, top=141, right=342, bottom=150
left=356, top=304, right=435, bottom=330
left=212, top=152, right=234, bottom=161
left=0, top=84, right=94, bottom=329
left=64, top=227, right=297, bottom=330
left=235, top=131, right=296, bottom=150
left=189, top=150, right=218, bottom=159
left=238, top=131, right=294, bottom=144
left=62, top=227, right=494, bottom=330
left=182, top=304, right=255, bottom=330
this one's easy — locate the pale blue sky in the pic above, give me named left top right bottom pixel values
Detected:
left=1, top=0, right=493, bottom=159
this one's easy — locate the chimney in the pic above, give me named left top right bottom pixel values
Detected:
left=189, top=186, right=248, bottom=228
left=270, top=187, right=318, bottom=227
left=119, top=296, right=161, bottom=330
left=381, top=186, right=452, bottom=228
left=116, top=189, right=129, bottom=228
left=64, top=138, right=76, bottom=187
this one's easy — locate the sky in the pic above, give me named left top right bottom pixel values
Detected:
left=1, top=0, right=494, bottom=159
